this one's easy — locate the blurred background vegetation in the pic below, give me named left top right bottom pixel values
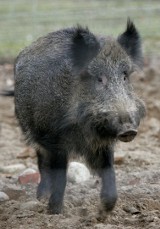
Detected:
left=0, top=0, right=160, bottom=62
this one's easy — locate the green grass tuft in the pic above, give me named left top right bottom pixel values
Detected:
left=0, top=0, right=159, bottom=61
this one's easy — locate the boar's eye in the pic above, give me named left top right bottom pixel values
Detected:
left=97, top=76, right=107, bottom=85
left=98, top=77, right=103, bottom=83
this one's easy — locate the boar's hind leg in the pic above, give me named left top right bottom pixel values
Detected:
left=88, top=147, right=117, bottom=212
left=37, top=147, right=68, bottom=214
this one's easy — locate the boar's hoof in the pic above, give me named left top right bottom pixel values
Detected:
left=48, top=204, right=63, bottom=215
left=48, top=199, right=63, bottom=215
left=101, top=194, right=117, bottom=212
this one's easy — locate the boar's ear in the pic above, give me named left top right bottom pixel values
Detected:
left=118, top=19, right=143, bottom=67
left=71, top=25, right=100, bottom=73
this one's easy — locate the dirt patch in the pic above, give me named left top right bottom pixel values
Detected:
left=0, top=57, right=160, bottom=229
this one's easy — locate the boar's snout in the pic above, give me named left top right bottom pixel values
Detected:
left=92, top=109, right=139, bottom=142
left=117, top=128, right=137, bottom=142
left=117, top=110, right=140, bottom=142
left=114, top=108, right=140, bottom=142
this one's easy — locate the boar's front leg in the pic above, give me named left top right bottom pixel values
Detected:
left=37, top=146, right=68, bottom=214
left=87, top=147, right=117, bottom=212
left=99, top=148, right=117, bottom=212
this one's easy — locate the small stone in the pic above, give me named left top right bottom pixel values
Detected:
left=0, top=191, right=9, bottom=202
left=68, top=162, right=90, bottom=183
left=17, top=147, right=36, bottom=159
left=114, top=156, right=124, bottom=164
left=17, top=149, right=31, bottom=159
left=20, top=168, right=37, bottom=176
left=20, top=200, right=44, bottom=212
left=6, top=79, right=14, bottom=87
left=0, top=164, right=26, bottom=174
left=3, top=185, right=25, bottom=200
left=123, top=205, right=140, bottom=214
left=18, top=170, right=40, bottom=184
left=114, top=151, right=126, bottom=165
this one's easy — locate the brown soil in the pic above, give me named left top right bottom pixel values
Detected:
left=0, top=57, right=159, bottom=229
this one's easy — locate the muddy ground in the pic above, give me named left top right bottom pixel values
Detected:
left=0, top=57, right=159, bottom=229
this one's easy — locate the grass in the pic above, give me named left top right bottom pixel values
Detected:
left=0, top=0, right=160, bottom=61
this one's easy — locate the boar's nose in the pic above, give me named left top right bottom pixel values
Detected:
left=118, top=129, right=137, bottom=142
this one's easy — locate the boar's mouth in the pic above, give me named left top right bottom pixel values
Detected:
left=117, top=129, right=137, bottom=142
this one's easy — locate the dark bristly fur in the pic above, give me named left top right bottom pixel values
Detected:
left=14, top=19, right=146, bottom=214
left=71, top=25, right=100, bottom=73
left=117, top=18, right=143, bottom=67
